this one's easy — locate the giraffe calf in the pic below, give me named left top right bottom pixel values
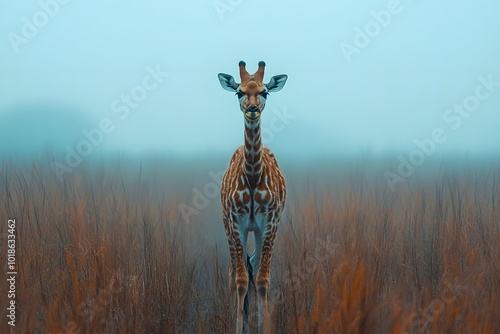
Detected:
left=218, top=61, right=287, bottom=334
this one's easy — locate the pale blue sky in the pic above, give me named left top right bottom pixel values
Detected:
left=1, top=0, right=499, bottom=160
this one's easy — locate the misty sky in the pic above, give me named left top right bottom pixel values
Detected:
left=1, top=0, right=499, bottom=160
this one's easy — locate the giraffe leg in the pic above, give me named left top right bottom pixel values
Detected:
left=232, top=228, right=248, bottom=334
left=229, top=246, right=236, bottom=316
left=248, top=229, right=263, bottom=333
left=223, top=217, right=237, bottom=315
left=256, top=219, right=278, bottom=334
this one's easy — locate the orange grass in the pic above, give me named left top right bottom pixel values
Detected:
left=0, top=159, right=499, bottom=333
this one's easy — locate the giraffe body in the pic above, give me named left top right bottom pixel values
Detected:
left=218, top=61, right=288, bottom=334
left=221, top=144, right=286, bottom=274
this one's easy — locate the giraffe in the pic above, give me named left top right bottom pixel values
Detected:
left=218, top=61, right=288, bottom=334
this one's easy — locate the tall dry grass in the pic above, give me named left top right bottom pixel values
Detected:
left=0, top=158, right=499, bottom=333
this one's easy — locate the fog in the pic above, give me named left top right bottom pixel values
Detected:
left=1, top=1, right=499, bottom=161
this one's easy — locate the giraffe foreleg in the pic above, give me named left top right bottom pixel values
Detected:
left=229, top=245, right=236, bottom=316
left=223, top=216, right=237, bottom=312
left=256, top=216, right=279, bottom=334
left=232, top=227, right=249, bottom=334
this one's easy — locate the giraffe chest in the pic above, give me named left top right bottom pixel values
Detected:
left=221, top=146, right=286, bottom=220
left=224, top=174, right=282, bottom=217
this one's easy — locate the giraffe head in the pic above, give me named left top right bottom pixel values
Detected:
left=218, top=61, right=287, bottom=120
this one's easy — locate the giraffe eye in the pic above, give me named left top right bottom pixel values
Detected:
left=260, top=92, right=269, bottom=99
left=236, top=91, right=245, bottom=99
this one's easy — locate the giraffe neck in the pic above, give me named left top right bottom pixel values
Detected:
left=243, top=116, right=263, bottom=189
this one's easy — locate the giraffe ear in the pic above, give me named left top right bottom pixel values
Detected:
left=266, top=74, right=287, bottom=92
left=218, top=73, right=239, bottom=92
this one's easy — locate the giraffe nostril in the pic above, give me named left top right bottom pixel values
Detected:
left=248, top=105, right=259, bottom=112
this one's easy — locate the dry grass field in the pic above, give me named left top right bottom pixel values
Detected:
left=1, top=157, right=499, bottom=333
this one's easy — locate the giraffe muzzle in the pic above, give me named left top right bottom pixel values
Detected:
left=245, top=105, right=261, bottom=119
